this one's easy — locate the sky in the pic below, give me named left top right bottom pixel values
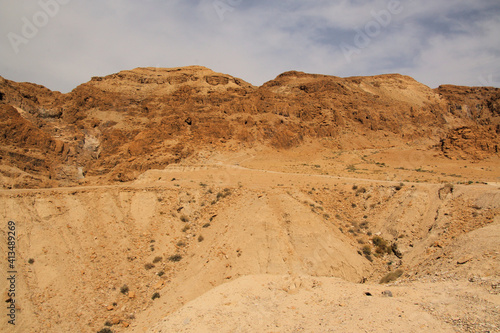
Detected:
left=1, top=0, right=499, bottom=93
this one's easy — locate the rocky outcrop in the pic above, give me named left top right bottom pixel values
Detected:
left=0, top=66, right=499, bottom=188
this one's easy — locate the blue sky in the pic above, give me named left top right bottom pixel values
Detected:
left=1, top=0, right=499, bottom=92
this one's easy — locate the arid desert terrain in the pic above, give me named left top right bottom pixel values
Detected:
left=0, top=66, right=499, bottom=332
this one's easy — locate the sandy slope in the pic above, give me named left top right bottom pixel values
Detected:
left=150, top=274, right=499, bottom=333
left=1, top=150, right=498, bottom=333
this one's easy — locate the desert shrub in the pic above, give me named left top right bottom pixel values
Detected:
left=198, top=235, right=204, bottom=242
left=153, top=256, right=162, bottom=263
left=182, top=225, right=190, bottom=232
left=104, top=321, right=112, bottom=326
left=380, top=269, right=404, bottom=284
left=180, top=215, right=189, bottom=222
left=362, top=245, right=372, bottom=256
left=365, top=254, right=373, bottom=262
left=216, top=188, right=231, bottom=200
left=28, top=258, right=35, bottom=264
left=120, top=285, right=129, bottom=294
left=177, top=241, right=186, bottom=247
left=158, top=271, right=164, bottom=277
left=152, top=292, right=160, bottom=300
left=98, top=328, right=113, bottom=333
left=356, top=187, right=367, bottom=195
left=202, top=223, right=211, bottom=228
left=144, top=263, right=155, bottom=270
left=168, top=254, right=182, bottom=262
left=352, top=185, right=358, bottom=190
left=372, top=236, right=391, bottom=254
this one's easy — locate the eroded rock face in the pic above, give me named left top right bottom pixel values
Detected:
left=440, top=126, right=500, bottom=160
left=0, top=66, right=499, bottom=188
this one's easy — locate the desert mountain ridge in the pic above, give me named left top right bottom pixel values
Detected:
left=0, top=65, right=499, bottom=189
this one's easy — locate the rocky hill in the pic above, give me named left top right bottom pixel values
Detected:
left=1, top=66, right=499, bottom=188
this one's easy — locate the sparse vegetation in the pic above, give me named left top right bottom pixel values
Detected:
left=380, top=269, right=404, bottom=284
left=28, top=258, right=35, bottom=264
left=153, top=256, right=162, bottom=263
left=203, top=223, right=211, bottom=228
left=158, top=271, right=165, bottom=277
left=98, top=328, right=113, bottom=333
left=355, top=187, right=367, bottom=195
left=120, top=285, right=129, bottom=294
left=347, top=165, right=357, bottom=172
left=177, top=241, right=186, bottom=247
left=144, top=263, right=155, bottom=270
left=216, top=188, right=232, bottom=201
left=182, top=225, right=190, bottom=232
left=372, top=235, right=391, bottom=255
left=362, top=245, right=372, bottom=256
left=198, top=235, right=204, bottom=242
left=152, top=292, right=160, bottom=300
left=180, top=215, right=189, bottom=222
left=169, top=254, right=182, bottom=262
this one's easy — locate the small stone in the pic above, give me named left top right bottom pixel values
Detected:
left=111, top=317, right=120, bottom=325
left=382, top=290, right=393, bottom=297
left=122, top=322, right=130, bottom=328
left=106, top=305, right=114, bottom=311
left=128, top=291, right=136, bottom=299
left=457, top=255, right=472, bottom=265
